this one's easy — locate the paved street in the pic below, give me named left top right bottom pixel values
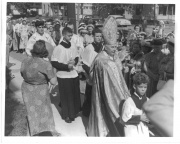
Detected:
left=7, top=51, right=88, bottom=137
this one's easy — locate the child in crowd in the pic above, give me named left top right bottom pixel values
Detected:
left=122, top=72, right=150, bottom=137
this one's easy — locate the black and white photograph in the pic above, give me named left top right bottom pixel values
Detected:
left=1, top=0, right=180, bottom=143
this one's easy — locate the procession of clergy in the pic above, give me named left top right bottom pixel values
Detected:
left=6, top=16, right=174, bottom=137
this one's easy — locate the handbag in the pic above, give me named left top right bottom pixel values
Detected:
left=157, top=72, right=167, bottom=90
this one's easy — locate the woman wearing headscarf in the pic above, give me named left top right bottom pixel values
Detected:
left=21, top=40, right=60, bottom=136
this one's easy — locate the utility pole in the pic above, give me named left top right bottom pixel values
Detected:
left=81, top=3, right=83, bottom=18
left=154, top=4, right=156, bottom=25
left=76, top=3, right=80, bottom=34
left=67, top=3, right=77, bottom=33
left=167, top=5, right=169, bottom=20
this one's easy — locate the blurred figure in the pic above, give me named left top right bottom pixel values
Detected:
left=6, top=30, right=13, bottom=66
left=141, top=17, right=147, bottom=32
left=44, top=19, right=53, bottom=34
left=28, top=20, right=36, bottom=39
left=84, top=24, right=94, bottom=46
left=159, top=39, right=174, bottom=82
left=157, top=20, right=165, bottom=38
left=78, top=24, right=88, bottom=47
left=54, top=18, right=64, bottom=36
left=15, top=18, right=22, bottom=53
left=143, top=80, right=174, bottom=137
left=117, top=30, right=125, bottom=51
left=6, top=17, right=13, bottom=38
left=52, top=22, right=61, bottom=46
left=12, top=19, right=18, bottom=51
left=143, top=39, right=166, bottom=98
left=130, top=25, right=141, bottom=40
left=19, top=18, right=29, bottom=53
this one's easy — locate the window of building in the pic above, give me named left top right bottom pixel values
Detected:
left=159, top=5, right=167, bottom=15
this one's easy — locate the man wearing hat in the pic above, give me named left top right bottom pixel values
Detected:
left=26, top=20, right=56, bottom=56
left=144, top=39, right=166, bottom=98
left=86, top=16, right=130, bottom=137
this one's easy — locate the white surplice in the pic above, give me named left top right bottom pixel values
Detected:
left=51, top=40, right=79, bottom=79
left=122, top=96, right=150, bottom=137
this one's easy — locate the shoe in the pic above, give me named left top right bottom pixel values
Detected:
left=51, top=131, right=61, bottom=137
left=70, top=118, right=75, bottom=121
left=65, top=117, right=72, bottom=123
left=10, top=75, right=15, bottom=81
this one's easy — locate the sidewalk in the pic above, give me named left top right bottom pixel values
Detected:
left=8, top=53, right=88, bottom=137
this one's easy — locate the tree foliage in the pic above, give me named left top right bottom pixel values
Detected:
left=7, top=2, right=41, bottom=15
left=92, top=3, right=134, bottom=19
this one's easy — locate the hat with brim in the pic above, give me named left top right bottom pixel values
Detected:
left=79, top=22, right=86, bottom=28
left=139, top=32, right=147, bottom=36
left=81, top=29, right=88, bottom=33
left=150, top=39, right=165, bottom=46
left=55, top=21, right=60, bottom=25
left=167, top=38, right=174, bottom=47
left=78, top=26, right=85, bottom=32
left=22, top=18, right=27, bottom=22
left=54, top=19, right=61, bottom=24
left=87, top=24, right=94, bottom=29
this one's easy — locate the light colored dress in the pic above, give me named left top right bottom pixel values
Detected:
left=19, top=25, right=29, bottom=49
left=21, top=57, right=57, bottom=136
left=84, top=34, right=94, bottom=46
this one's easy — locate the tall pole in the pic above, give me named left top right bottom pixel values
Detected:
left=81, top=3, right=83, bottom=18
left=172, top=5, right=173, bottom=20
left=76, top=3, right=80, bottom=34
left=154, top=4, right=156, bottom=25
left=67, top=3, right=77, bottom=33
left=167, top=5, right=169, bottom=20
